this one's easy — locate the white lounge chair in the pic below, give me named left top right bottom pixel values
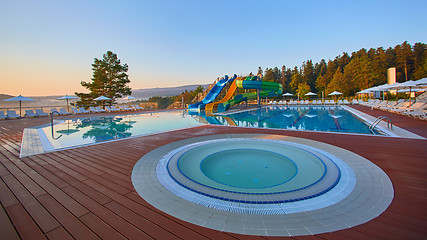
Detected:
left=7, top=110, right=20, bottom=119
left=71, top=107, right=82, bottom=114
left=105, top=106, right=113, bottom=112
left=59, top=108, right=71, bottom=115
left=395, top=102, right=426, bottom=114
left=25, top=110, right=37, bottom=118
left=343, top=99, right=349, bottom=104
left=95, top=107, right=106, bottom=113
left=35, top=109, right=48, bottom=117
left=132, top=105, right=143, bottom=110
left=121, top=105, right=132, bottom=111
left=0, top=111, right=6, bottom=120
left=89, top=107, right=99, bottom=113
left=79, top=107, right=90, bottom=114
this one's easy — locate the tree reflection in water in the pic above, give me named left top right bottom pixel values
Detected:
left=76, top=116, right=133, bottom=142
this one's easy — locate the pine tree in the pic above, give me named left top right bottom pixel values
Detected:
left=76, top=51, right=131, bottom=107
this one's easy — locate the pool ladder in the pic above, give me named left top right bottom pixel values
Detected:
left=369, top=116, right=393, bottom=131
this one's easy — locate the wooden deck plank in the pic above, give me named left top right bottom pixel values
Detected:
left=31, top=154, right=88, bottom=182
left=45, top=227, right=74, bottom=240
left=79, top=213, right=128, bottom=240
left=6, top=204, right=46, bottom=240
left=0, top=177, right=20, bottom=207
left=104, top=201, right=183, bottom=240
left=37, top=194, right=99, bottom=239
left=1, top=174, right=60, bottom=233
left=62, top=185, right=152, bottom=240
left=0, top=204, right=20, bottom=240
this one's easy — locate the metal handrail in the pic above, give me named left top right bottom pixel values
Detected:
left=50, top=110, right=62, bottom=139
left=369, top=116, right=393, bottom=131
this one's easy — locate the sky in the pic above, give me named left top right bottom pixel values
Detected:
left=1, top=0, right=426, bottom=96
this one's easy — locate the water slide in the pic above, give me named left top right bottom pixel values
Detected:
left=217, top=77, right=283, bottom=112
left=188, top=74, right=237, bottom=111
left=204, top=77, right=241, bottom=112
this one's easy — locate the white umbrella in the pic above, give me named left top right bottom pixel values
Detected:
left=328, top=91, right=343, bottom=96
left=414, top=78, right=427, bottom=88
left=94, top=96, right=111, bottom=108
left=305, top=92, right=317, bottom=96
left=94, top=96, right=111, bottom=101
left=57, top=95, right=78, bottom=112
left=123, top=96, right=136, bottom=100
left=3, top=95, right=35, bottom=117
left=282, top=93, right=294, bottom=96
left=389, top=80, right=417, bottom=102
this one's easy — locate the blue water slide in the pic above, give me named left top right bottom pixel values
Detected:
left=188, top=74, right=237, bottom=111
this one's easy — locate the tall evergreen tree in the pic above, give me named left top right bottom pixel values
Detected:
left=76, top=51, right=131, bottom=107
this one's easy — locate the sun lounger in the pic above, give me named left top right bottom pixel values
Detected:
left=35, top=109, right=48, bottom=117
left=96, top=107, right=106, bottom=112
left=0, top=111, right=6, bottom=120
left=79, top=107, right=90, bottom=114
left=395, top=102, right=426, bottom=114
left=59, top=108, right=71, bottom=115
left=389, top=102, right=411, bottom=113
left=71, top=107, right=82, bottom=114
left=7, top=110, right=20, bottom=119
left=89, top=107, right=99, bottom=113
left=121, top=105, right=132, bottom=111
left=104, top=106, right=114, bottom=112
left=132, top=105, right=143, bottom=110
left=25, top=110, right=37, bottom=118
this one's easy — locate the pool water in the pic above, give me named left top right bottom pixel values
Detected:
left=199, top=149, right=297, bottom=189
left=40, top=111, right=203, bottom=150
left=193, top=106, right=383, bottom=135
left=36, top=106, right=382, bottom=153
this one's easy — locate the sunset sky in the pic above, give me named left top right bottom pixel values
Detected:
left=1, top=0, right=426, bottom=96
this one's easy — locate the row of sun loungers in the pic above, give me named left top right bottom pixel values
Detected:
left=0, top=110, right=20, bottom=119
left=359, top=99, right=427, bottom=120
left=267, top=99, right=350, bottom=105
left=70, top=105, right=144, bottom=115
left=1, top=105, right=145, bottom=120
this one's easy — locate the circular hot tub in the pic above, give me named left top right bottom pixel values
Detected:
left=165, top=139, right=342, bottom=204
left=132, top=134, right=394, bottom=236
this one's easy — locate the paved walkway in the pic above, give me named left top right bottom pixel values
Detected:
left=0, top=107, right=426, bottom=239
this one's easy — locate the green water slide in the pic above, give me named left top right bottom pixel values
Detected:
left=217, top=77, right=283, bottom=112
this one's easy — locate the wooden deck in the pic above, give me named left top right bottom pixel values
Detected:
left=0, top=106, right=426, bottom=239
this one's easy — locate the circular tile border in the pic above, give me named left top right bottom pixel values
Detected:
left=132, top=134, right=394, bottom=236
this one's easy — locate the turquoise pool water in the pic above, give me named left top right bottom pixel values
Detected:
left=199, top=149, right=297, bottom=189
left=40, top=111, right=203, bottom=150
left=37, top=106, right=382, bottom=152
left=193, top=106, right=383, bottom=135
left=162, top=138, right=340, bottom=203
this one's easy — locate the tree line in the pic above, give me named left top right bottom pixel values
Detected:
left=256, top=41, right=426, bottom=97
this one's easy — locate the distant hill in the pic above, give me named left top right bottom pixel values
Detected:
left=131, top=84, right=209, bottom=100
left=0, top=94, right=14, bottom=101
left=0, top=84, right=210, bottom=108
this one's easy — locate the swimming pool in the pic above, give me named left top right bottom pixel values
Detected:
left=194, top=105, right=383, bottom=135
left=24, top=106, right=383, bottom=156
left=38, top=111, right=203, bottom=151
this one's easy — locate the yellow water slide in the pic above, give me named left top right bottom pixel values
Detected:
left=204, top=77, right=240, bottom=111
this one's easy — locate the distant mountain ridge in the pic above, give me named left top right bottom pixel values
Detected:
left=0, top=84, right=209, bottom=108
left=131, top=84, right=209, bottom=100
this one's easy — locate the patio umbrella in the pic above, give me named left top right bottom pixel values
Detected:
left=3, top=95, right=35, bottom=117
left=328, top=91, right=343, bottom=96
left=305, top=92, right=317, bottom=96
left=94, top=96, right=111, bottom=108
left=328, top=91, right=342, bottom=102
left=414, top=78, right=427, bottom=88
left=123, top=96, right=136, bottom=101
left=390, top=80, right=417, bottom=103
left=57, top=95, right=78, bottom=112
left=94, top=96, right=111, bottom=101
left=282, top=93, right=294, bottom=96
